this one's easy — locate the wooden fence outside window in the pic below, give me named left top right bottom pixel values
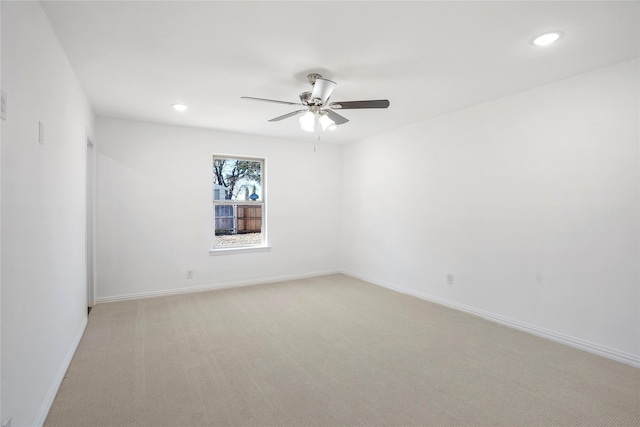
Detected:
left=215, top=204, right=262, bottom=235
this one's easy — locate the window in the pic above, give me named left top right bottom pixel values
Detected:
left=212, top=155, right=266, bottom=250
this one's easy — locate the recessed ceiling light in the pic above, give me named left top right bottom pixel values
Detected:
left=172, top=103, right=188, bottom=111
left=532, top=32, right=563, bottom=47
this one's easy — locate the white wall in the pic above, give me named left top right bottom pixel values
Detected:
left=1, top=2, right=95, bottom=426
left=96, top=118, right=341, bottom=300
left=341, top=59, right=639, bottom=363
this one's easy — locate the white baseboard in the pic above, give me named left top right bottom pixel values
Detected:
left=35, top=315, right=88, bottom=427
left=95, top=270, right=340, bottom=304
left=342, top=270, right=640, bottom=369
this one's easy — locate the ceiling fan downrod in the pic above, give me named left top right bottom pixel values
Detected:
left=307, top=73, right=323, bottom=85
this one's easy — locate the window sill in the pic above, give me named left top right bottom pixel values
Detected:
left=209, top=245, right=271, bottom=256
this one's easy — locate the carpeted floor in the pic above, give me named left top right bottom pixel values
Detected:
left=46, top=274, right=640, bottom=426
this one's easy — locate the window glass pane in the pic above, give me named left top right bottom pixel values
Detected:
left=214, top=205, right=263, bottom=247
left=213, top=156, right=264, bottom=249
left=213, top=158, right=262, bottom=201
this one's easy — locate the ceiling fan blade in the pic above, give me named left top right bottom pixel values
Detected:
left=329, top=100, right=390, bottom=109
left=241, top=96, right=302, bottom=106
left=268, top=110, right=307, bottom=122
left=325, top=109, right=349, bottom=125
left=310, top=78, right=337, bottom=105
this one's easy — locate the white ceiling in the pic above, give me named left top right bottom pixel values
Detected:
left=41, top=1, right=639, bottom=144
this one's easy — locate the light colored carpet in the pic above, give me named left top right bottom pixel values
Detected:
left=46, top=274, right=640, bottom=426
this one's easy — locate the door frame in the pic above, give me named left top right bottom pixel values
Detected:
left=86, top=136, right=96, bottom=308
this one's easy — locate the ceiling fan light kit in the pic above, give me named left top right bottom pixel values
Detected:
left=299, top=109, right=335, bottom=133
left=242, top=73, right=390, bottom=134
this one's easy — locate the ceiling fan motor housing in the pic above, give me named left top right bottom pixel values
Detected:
left=299, top=91, right=311, bottom=106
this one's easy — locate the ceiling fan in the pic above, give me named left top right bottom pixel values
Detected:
left=241, top=73, right=390, bottom=133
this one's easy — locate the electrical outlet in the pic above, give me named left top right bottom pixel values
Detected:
left=186, top=270, right=193, bottom=279
left=447, top=274, right=454, bottom=285
left=3, top=415, right=12, bottom=427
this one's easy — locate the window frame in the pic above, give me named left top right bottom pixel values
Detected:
left=210, top=154, right=269, bottom=254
